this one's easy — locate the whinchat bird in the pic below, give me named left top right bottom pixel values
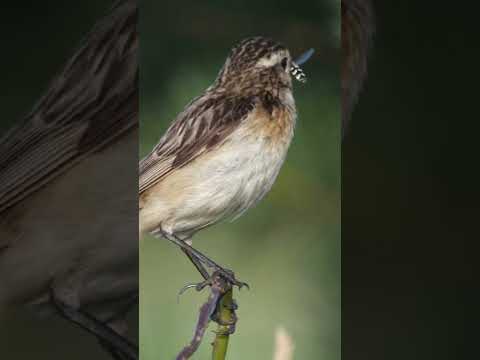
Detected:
left=139, top=36, right=313, bottom=286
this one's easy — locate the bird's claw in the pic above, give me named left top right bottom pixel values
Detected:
left=214, top=268, right=249, bottom=291
left=177, top=281, right=209, bottom=302
left=177, top=269, right=249, bottom=301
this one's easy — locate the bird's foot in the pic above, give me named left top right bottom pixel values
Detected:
left=207, top=267, right=249, bottom=291
left=159, top=230, right=249, bottom=290
left=179, top=268, right=249, bottom=298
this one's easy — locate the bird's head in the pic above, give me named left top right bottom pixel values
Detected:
left=214, top=36, right=313, bottom=94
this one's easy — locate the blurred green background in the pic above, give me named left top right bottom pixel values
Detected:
left=140, top=1, right=340, bottom=359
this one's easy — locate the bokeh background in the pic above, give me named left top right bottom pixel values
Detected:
left=140, top=1, right=340, bottom=359
left=343, top=2, right=477, bottom=359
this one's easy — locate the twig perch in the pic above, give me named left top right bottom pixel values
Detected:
left=211, top=286, right=236, bottom=360
left=176, top=272, right=236, bottom=360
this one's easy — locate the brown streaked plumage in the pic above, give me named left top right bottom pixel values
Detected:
left=0, top=0, right=138, bottom=215
left=342, top=0, right=375, bottom=135
left=140, top=37, right=293, bottom=197
left=139, top=95, right=256, bottom=195
left=139, top=36, right=310, bottom=284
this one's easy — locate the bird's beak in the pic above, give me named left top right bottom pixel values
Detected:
left=291, top=48, right=314, bottom=83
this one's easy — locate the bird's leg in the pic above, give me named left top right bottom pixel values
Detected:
left=50, top=291, right=138, bottom=360
left=97, top=293, right=139, bottom=360
left=181, top=247, right=210, bottom=280
left=156, top=229, right=249, bottom=290
left=174, top=235, right=249, bottom=290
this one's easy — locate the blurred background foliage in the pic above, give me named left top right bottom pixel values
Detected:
left=140, top=0, right=340, bottom=359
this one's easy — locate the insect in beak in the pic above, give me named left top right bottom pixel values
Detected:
left=291, top=48, right=314, bottom=83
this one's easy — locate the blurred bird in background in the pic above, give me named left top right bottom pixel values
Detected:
left=342, top=0, right=375, bottom=136
left=139, top=36, right=314, bottom=288
left=0, top=1, right=138, bottom=359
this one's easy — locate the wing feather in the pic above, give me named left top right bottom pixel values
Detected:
left=139, top=94, right=256, bottom=194
left=0, top=0, right=138, bottom=214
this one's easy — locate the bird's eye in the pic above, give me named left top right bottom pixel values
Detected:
left=281, top=57, right=288, bottom=70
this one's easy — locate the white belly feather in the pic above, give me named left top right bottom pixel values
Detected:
left=140, top=102, right=296, bottom=240
left=166, top=127, right=292, bottom=238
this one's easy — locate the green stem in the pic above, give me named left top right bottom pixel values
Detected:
left=211, top=288, right=235, bottom=360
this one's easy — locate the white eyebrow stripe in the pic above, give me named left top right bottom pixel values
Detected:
left=256, top=52, right=284, bottom=67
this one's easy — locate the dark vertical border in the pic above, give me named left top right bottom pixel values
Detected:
left=343, top=1, right=474, bottom=359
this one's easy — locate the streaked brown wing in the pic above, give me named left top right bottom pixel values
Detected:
left=139, top=95, right=256, bottom=194
left=0, top=0, right=138, bottom=213
left=0, top=0, right=138, bottom=214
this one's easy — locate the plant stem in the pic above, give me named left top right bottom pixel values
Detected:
left=211, top=287, right=236, bottom=360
